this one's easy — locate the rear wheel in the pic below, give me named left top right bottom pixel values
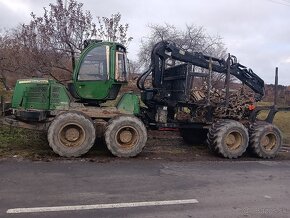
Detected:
left=180, top=128, right=208, bottom=145
left=207, top=120, right=249, bottom=158
left=47, top=112, right=96, bottom=157
left=105, top=115, right=147, bottom=157
left=249, top=122, right=282, bottom=158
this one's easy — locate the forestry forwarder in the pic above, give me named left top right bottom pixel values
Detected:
left=1, top=40, right=288, bottom=159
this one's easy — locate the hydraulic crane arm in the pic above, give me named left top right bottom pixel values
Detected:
left=137, top=41, right=265, bottom=99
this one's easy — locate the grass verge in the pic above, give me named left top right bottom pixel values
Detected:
left=0, top=125, right=54, bottom=159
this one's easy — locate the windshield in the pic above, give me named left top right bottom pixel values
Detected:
left=78, top=45, right=109, bottom=81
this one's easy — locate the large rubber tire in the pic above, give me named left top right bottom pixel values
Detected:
left=207, top=119, right=249, bottom=159
left=249, top=122, right=282, bottom=159
left=105, top=115, right=147, bottom=157
left=47, top=112, right=96, bottom=157
left=180, top=128, right=208, bottom=145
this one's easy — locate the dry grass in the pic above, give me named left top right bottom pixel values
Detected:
left=257, top=110, right=290, bottom=144
left=256, top=101, right=290, bottom=144
left=0, top=125, right=53, bottom=158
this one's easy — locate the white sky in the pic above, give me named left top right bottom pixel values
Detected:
left=0, top=0, right=289, bottom=85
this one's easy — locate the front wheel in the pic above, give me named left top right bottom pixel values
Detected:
left=47, top=112, right=96, bottom=157
left=105, top=115, right=147, bottom=157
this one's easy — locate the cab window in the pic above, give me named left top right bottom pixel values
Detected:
left=115, top=52, right=128, bottom=82
left=78, top=46, right=109, bottom=81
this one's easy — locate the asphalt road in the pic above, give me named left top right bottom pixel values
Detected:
left=0, top=159, right=290, bottom=218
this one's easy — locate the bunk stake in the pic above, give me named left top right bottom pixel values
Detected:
left=207, top=58, right=212, bottom=105
left=274, top=67, right=278, bottom=107
left=225, top=53, right=231, bottom=107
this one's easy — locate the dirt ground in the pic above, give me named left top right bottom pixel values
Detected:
left=1, top=128, right=289, bottom=163
left=133, top=130, right=290, bottom=162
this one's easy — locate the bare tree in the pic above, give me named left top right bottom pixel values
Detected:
left=19, top=0, right=98, bottom=73
left=97, top=13, right=133, bottom=47
left=0, top=0, right=132, bottom=88
left=0, top=31, right=23, bottom=89
left=128, top=60, right=142, bottom=80
left=138, top=23, right=235, bottom=88
left=138, top=23, right=226, bottom=68
left=15, top=2, right=131, bottom=77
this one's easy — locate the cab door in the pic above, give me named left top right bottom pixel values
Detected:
left=74, top=44, right=112, bottom=100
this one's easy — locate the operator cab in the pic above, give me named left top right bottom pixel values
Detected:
left=70, top=41, right=129, bottom=104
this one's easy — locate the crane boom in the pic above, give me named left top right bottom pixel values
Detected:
left=137, top=41, right=265, bottom=100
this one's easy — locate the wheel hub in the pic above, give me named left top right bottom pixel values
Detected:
left=116, top=126, right=138, bottom=149
left=226, top=134, right=236, bottom=145
left=119, top=130, right=133, bottom=143
left=225, top=132, right=242, bottom=150
left=65, top=128, right=80, bottom=142
left=59, top=124, right=85, bottom=147
left=261, top=133, right=276, bottom=151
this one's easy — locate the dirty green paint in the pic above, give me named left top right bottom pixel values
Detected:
left=116, top=93, right=140, bottom=115
left=11, top=79, right=70, bottom=110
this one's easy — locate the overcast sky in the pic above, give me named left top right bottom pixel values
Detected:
left=0, top=0, right=289, bottom=85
